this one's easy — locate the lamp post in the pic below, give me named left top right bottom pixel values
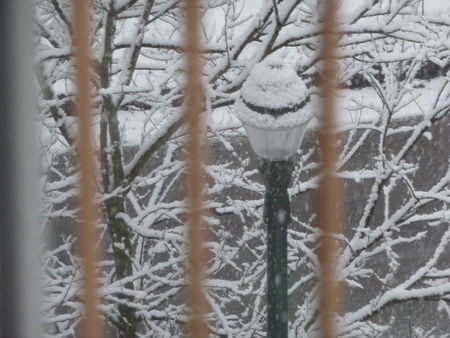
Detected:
left=234, top=60, right=311, bottom=337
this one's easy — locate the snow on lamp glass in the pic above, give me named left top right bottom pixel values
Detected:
left=234, top=60, right=312, bottom=161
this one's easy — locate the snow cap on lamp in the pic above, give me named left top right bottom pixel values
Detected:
left=234, top=58, right=312, bottom=161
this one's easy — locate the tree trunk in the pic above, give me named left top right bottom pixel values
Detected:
left=105, top=196, right=138, bottom=336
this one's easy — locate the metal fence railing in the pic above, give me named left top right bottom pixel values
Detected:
left=73, top=0, right=102, bottom=337
left=5, top=1, right=450, bottom=337
left=317, top=1, right=341, bottom=337
left=72, top=0, right=342, bottom=337
left=72, top=0, right=340, bottom=337
left=184, top=0, right=209, bottom=337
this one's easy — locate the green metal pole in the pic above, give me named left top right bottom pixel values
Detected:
left=259, top=159, right=294, bottom=338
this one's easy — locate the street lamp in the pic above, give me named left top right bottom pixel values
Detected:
left=234, top=59, right=312, bottom=337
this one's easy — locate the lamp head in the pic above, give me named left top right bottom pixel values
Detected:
left=234, top=59, right=312, bottom=161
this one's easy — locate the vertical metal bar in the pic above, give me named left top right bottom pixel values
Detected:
left=13, top=0, right=40, bottom=336
left=0, top=1, right=18, bottom=336
left=317, top=0, right=341, bottom=338
left=73, top=0, right=103, bottom=337
left=184, top=0, right=209, bottom=337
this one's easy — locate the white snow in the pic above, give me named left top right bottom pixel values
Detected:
left=239, top=60, right=309, bottom=110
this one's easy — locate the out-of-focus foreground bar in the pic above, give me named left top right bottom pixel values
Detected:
left=317, top=0, right=341, bottom=337
left=0, top=0, right=38, bottom=337
left=0, top=0, right=18, bottom=334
